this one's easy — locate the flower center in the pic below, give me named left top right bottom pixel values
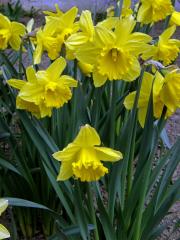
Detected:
left=72, top=148, right=108, bottom=181
left=98, top=47, right=133, bottom=80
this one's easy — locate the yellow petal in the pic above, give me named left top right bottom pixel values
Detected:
left=159, top=25, right=176, bottom=42
left=94, top=147, right=122, bottom=162
left=74, top=124, right=101, bottom=147
left=122, top=57, right=141, bottom=81
left=98, top=17, right=118, bottom=30
left=57, top=163, right=73, bottom=181
left=138, top=107, right=148, bottom=128
left=170, top=11, right=180, bottom=26
left=9, top=22, right=25, bottom=50
left=26, top=66, right=37, bottom=83
left=19, top=83, right=44, bottom=104
left=59, top=75, right=78, bottom=87
left=53, top=143, right=80, bottom=162
left=0, top=224, right=10, bottom=239
left=80, top=10, right=94, bottom=40
left=33, top=41, right=43, bottom=65
left=95, top=26, right=116, bottom=47
left=124, top=91, right=136, bottom=110
left=8, top=79, right=26, bottom=89
left=47, top=57, right=66, bottom=80
left=0, top=199, right=8, bottom=216
left=93, top=70, right=107, bottom=87
left=115, top=16, right=136, bottom=45
left=160, top=71, right=180, bottom=112
left=75, top=42, right=100, bottom=65
left=65, top=32, right=89, bottom=50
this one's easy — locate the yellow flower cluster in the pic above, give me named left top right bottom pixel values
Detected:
left=0, top=199, right=10, bottom=239
left=2, top=1, right=179, bottom=182
left=33, top=5, right=78, bottom=64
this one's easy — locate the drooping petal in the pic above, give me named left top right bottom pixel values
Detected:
left=93, top=70, right=107, bottom=87
left=57, top=163, right=73, bottom=181
left=94, top=147, right=122, bottom=162
left=74, top=124, right=101, bottom=147
left=8, top=79, right=26, bottom=89
left=53, top=143, right=80, bottom=162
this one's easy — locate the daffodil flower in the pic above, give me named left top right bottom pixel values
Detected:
left=53, top=124, right=122, bottom=182
left=33, top=6, right=78, bottom=64
left=124, top=70, right=180, bottom=127
left=73, top=16, right=151, bottom=87
left=143, top=26, right=180, bottom=66
left=0, top=199, right=10, bottom=240
left=0, top=13, right=25, bottom=50
left=137, top=0, right=173, bottom=24
left=8, top=57, right=77, bottom=118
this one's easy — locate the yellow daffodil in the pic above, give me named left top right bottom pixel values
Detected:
left=73, top=16, right=151, bottom=87
left=124, top=70, right=180, bottom=127
left=53, top=124, right=122, bottom=181
left=0, top=199, right=10, bottom=239
left=137, top=0, right=174, bottom=24
left=170, top=11, right=180, bottom=26
left=8, top=57, right=77, bottom=118
left=143, top=26, right=180, bottom=66
left=0, top=13, right=25, bottom=50
left=34, top=6, right=78, bottom=64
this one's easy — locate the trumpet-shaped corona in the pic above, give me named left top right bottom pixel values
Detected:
left=53, top=125, right=122, bottom=182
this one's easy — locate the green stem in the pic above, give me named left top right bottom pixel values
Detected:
left=87, top=183, right=99, bottom=240
left=110, top=81, right=117, bottom=148
left=116, top=0, right=124, bottom=17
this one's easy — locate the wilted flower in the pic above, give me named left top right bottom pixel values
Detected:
left=0, top=199, right=10, bottom=239
left=53, top=124, right=122, bottom=181
left=0, top=13, right=25, bottom=50
left=8, top=57, right=77, bottom=118
left=137, top=0, right=174, bottom=24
